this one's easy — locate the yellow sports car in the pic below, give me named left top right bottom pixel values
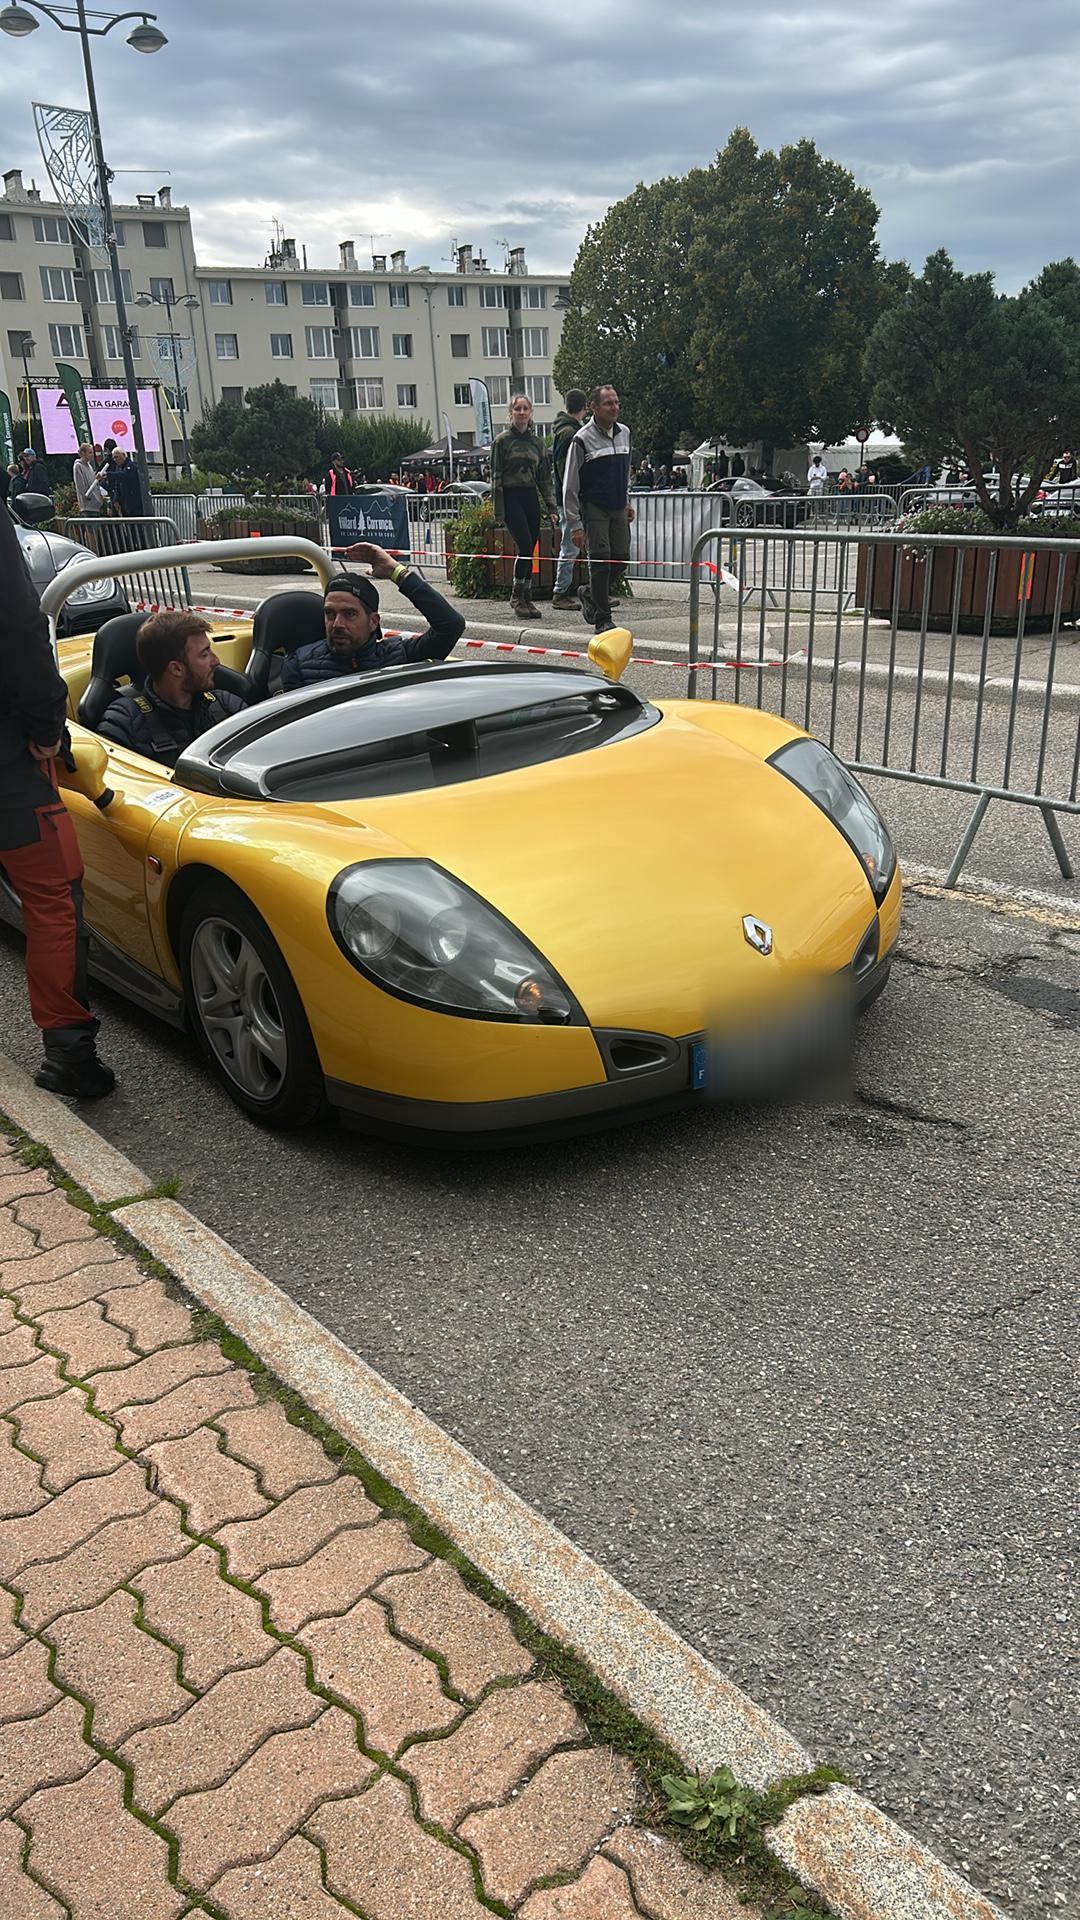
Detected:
left=32, top=541, right=900, bottom=1140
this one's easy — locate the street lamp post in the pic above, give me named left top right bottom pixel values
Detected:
left=14, top=330, right=35, bottom=436
left=136, top=285, right=197, bottom=477
left=0, top=1, right=168, bottom=516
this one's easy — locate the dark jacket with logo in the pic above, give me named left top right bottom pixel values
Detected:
left=97, top=681, right=246, bottom=767
left=0, top=501, right=69, bottom=774
left=279, top=568, right=465, bottom=690
left=562, top=417, right=632, bottom=528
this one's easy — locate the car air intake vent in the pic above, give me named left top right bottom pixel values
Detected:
left=851, top=918, right=880, bottom=979
left=599, top=1031, right=681, bottom=1078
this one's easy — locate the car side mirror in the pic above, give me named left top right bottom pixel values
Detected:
left=587, top=627, right=633, bottom=683
left=55, top=730, right=119, bottom=811
left=10, top=491, right=56, bottom=528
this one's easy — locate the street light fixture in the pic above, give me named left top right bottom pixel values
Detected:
left=1, top=0, right=168, bottom=515
left=135, top=285, right=198, bottom=478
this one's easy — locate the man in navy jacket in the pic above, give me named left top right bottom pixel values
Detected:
left=280, top=543, right=465, bottom=688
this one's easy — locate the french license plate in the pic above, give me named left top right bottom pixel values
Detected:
left=690, top=1041, right=709, bottom=1090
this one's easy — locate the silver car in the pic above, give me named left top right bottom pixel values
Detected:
left=7, top=492, right=129, bottom=636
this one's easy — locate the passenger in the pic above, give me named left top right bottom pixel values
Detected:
left=279, top=541, right=465, bottom=689
left=97, top=612, right=248, bottom=767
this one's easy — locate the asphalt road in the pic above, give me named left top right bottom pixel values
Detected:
left=0, top=869, right=1075, bottom=1917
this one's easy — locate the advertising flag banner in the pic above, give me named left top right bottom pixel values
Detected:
left=469, top=377, right=493, bottom=450
left=36, top=385, right=160, bottom=454
left=442, top=410, right=455, bottom=481
left=0, top=390, right=14, bottom=471
left=56, top=363, right=92, bottom=447
left=327, top=491, right=411, bottom=557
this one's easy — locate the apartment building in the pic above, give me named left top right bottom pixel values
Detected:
left=0, top=166, right=571, bottom=467
left=191, top=238, right=569, bottom=443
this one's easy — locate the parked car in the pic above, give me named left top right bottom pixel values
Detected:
left=8, top=492, right=129, bottom=637
left=708, top=477, right=812, bottom=528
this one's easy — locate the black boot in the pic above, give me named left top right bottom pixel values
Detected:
left=35, top=1021, right=116, bottom=1100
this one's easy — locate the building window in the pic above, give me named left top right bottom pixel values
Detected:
left=207, top=279, right=232, bottom=305
left=458, top=430, right=475, bottom=447
left=392, top=332, right=412, bottom=358
left=142, top=221, right=168, bottom=248
left=479, top=285, right=506, bottom=308
left=0, top=214, right=13, bottom=242
left=519, top=285, right=547, bottom=309
left=265, top=281, right=287, bottom=305
left=352, top=378, right=384, bottom=409
left=90, top=267, right=133, bottom=304
left=453, top=382, right=472, bottom=405
left=149, top=276, right=175, bottom=303
left=0, top=272, right=25, bottom=301
left=215, top=332, right=239, bottom=359
left=48, top=322, right=85, bottom=358
left=101, top=324, right=124, bottom=359
left=447, top=283, right=466, bottom=307
left=450, top=333, right=470, bottom=358
left=40, top=265, right=77, bottom=302
left=487, top=375, right=509, bottom=406
left=482, top=326, right=509, bottom=358
left=348, top=283, right=375, bottom=307
left=557, top=286, right=570, bottom=305
left=388, top=283, right=409, bottom=308
left=7, top=328, right=32, bottom=355
left=305, top=325, right=335, bottom=358
left=113, top=221, right=126, bottom=247
left=270, top=332, right=293, bottom=358
left=220, top=386, right=243, bottom=405
left=524, top=374, right=551, bottom=406
left=396, top=383, right=417, bottom=407
left=516, top=326, right=549, bottom=358
left=346, top=325, right=379, bottom=358
left=301, top=281, right=330, bottom=306
left=33, top=214, right=69, bottom=244
left=310, top=377, right=340, bottom=410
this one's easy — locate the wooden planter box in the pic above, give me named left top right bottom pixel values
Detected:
left=204, top=514, right=320, bottom=573
left=855, top=540, right=1080, bottom=633
left=446, top=522, right=560, bottom=597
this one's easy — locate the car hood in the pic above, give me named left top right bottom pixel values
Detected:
left=312, top=709, right=877, bottom=1034
left=16, top=527, right=84, bottom=585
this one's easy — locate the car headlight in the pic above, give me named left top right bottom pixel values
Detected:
left=328, top=860, right=583, bottom=1025
left=768, top=738, right=896, bottom=901
left=62, top=566, right=117, bottom=605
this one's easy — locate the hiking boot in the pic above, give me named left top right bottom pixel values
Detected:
left=594, top=618, right=616, bottom=635
left=551, top=591, right=579, bottom=610
left=35, top=1022, right=116, bottom=1100
left=517, top=586, right=541, bottom=619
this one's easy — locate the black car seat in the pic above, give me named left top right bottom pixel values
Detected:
left=77, top=611, right=253, bottom=730
left=244, top=591, right=326, bottom=700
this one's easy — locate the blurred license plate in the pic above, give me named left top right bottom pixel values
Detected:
left=690, top=1041, right=709, bottom=1089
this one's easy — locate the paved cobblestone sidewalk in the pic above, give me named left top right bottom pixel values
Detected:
left=0, top=1136, right=760, bottom=1920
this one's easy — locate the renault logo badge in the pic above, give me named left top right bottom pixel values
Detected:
left=742, top=915, right=774, bottom=956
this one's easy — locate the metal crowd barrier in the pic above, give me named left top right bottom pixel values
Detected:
left=59, top=514, right=191, bottom=619
left=688, top=524, right=1079, bottom=885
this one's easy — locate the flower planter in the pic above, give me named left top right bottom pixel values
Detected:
left=446, top=522, right=559, bottom=597
left=855, top=540, right=1080, bottom=633
left=205, top=513, right=321, bottom=573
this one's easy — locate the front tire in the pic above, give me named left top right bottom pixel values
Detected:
left=179, top=880, right=326, bottom=1128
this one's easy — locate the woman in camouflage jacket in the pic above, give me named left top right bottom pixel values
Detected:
left=490, top=394, right=557, bottom=620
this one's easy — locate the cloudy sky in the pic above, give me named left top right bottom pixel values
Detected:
left=1, top=0, right=1076, bottom=290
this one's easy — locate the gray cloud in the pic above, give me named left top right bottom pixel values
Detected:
left=0, top=0, right=1076, bottom=288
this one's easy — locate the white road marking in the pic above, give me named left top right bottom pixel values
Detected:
left=904, top=862, right=1080, bottom=927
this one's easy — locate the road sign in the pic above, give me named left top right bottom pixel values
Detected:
left=855, top=427, right=870, bottom=444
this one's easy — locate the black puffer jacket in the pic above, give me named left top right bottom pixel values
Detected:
left=0, top=504, right=68, bottom=770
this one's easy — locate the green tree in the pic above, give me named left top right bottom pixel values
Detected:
left=190, top=380, right=318, bottom=494
left=553, top=175, right=701, bottom=461
left=686, top=129, right=905, bottom=466
left=864, top=249, right=1080, bottom=526
left=312, top=411, right=432, bottom=481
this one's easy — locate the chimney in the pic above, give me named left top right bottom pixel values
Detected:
left=475, top=254, right=489, bottom=274
left=456, top=244, right=472, bottom=273
left=339, top=239, right=357, bottom=270
left=390, top=248, right=406, bottom=271
left=157, top=185, right=171, bottom=207
left=282, top=237, right=298, bottom=266
left=508, top=246, right=527, bottom=276
left=2, top=168, right=25, bottom=200
left=372, top=253, right=386, bottom=271
left=137, top=193, right=154, bottom=208
left=27, top=186, right=41, bottom=203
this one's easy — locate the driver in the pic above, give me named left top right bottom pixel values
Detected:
left=279, top=541, right=465, bottom=689
left=97, top=612, right=248, bottom=767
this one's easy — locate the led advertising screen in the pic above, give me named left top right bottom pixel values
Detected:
left=36, top=385, right=161, bottom=455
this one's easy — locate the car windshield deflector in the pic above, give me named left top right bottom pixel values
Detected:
left=174, top=661, right=658, bottom=801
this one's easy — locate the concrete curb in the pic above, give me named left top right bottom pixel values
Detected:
left=0, top=1053, right=1007, bottom=1920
